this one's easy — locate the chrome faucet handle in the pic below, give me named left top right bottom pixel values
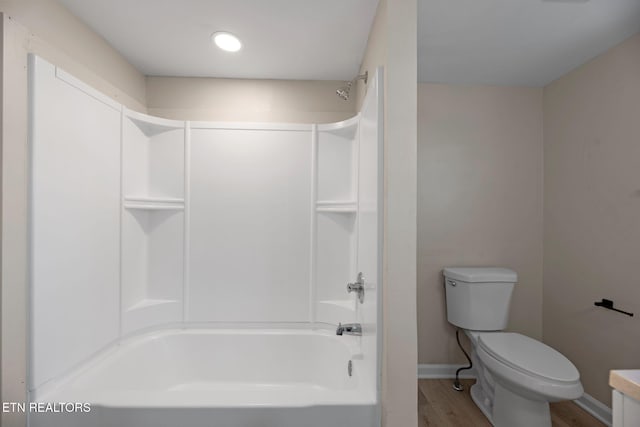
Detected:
left=347, top=272, right=365, bottom=303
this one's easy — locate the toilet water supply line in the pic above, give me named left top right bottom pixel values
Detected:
left=453, top=328, right=473, bottom=392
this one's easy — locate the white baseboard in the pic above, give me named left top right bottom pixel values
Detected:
left=418, top=364, right=476, bottom=379
left=574, top=393, right=612, bottom=426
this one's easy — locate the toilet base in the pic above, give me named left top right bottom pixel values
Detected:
left=492, top=382, right=551, bottom=427
left=470, top=383, right=494, bottom=425
left=464, top=329, right=582, bottom=427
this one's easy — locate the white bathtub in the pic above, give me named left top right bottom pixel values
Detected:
left=29, top=327, right=378, bottom=427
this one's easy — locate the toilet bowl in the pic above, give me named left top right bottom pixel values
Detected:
left=467, top=331, right=583, bottom=426
left=443, top=267, right=583, bottom=427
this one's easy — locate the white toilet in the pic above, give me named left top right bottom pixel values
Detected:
left=443, top=267, right=583, bottom=427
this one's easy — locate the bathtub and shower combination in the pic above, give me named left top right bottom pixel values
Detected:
left=28, top=56, right=383, bottom=427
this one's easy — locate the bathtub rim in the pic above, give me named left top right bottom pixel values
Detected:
left=30, top=323, right=376, bottom=409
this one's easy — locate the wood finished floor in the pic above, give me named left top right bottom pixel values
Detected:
left=418, top=379, right=606, bottom=427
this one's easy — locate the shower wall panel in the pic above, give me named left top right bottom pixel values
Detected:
left=188, top=128, right=312, bottom=322
left=30, top=56, right=121, bottom=390
left=355, top=69, right=383, bottom=395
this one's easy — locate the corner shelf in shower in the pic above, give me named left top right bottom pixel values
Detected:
left=123, top=196, right=185, bottom=211
left=123, top=298, right=181, bottom=333
left=317, top=115, right=359, bottom=139
left=316, top=299, right=356, bottom=324
left=126, top=298, right=177, bottom=312
left=316, top=200, right=357, bottom=213
left=121, top=108, right=185, bottom=334
left=125, top=109, right=184, bottom=137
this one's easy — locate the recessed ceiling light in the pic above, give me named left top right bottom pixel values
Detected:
left=212, top=32, right=242, bottom=52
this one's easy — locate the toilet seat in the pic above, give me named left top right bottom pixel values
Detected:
left=475, top=333, right=583, bottom=403
left=478, top=333, right=579, bottom=383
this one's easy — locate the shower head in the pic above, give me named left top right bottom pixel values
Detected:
left=336, top=82, right=352, bottom=100
left=336, top=71, right=368, bottom=101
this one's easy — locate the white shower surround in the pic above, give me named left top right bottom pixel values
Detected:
left=28, top=55, right=382, bottom=427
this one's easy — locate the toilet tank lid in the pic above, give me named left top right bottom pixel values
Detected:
left=443, top=267, right=517, bottom=283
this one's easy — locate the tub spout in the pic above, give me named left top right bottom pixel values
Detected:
left=336, top=323, right=362, bottom=336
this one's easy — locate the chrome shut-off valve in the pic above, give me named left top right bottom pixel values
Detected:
left=347, top=272, right=365, bottom=303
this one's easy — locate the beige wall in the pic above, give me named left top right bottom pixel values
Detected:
left=359, top=0, right=418, bottom=425
left=147, top=77, right=356, bottom=123
left=543, top=32, right=640, bottom=406
left=417, top=84, right=544, bottom=363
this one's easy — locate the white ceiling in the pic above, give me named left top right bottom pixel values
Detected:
left=59, top=0, right=379, bottom=80
left=60, top=0, right=640, bottom=86
left=418, top=0, right=640, bottom=86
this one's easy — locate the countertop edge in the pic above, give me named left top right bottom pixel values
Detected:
left=610, top=370, right=640, bottom=402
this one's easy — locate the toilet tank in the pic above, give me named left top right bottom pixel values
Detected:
left=443, top=267, right=517, bottom=331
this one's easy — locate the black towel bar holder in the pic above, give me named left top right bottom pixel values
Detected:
left=594, top=299, right=634, bottom=317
